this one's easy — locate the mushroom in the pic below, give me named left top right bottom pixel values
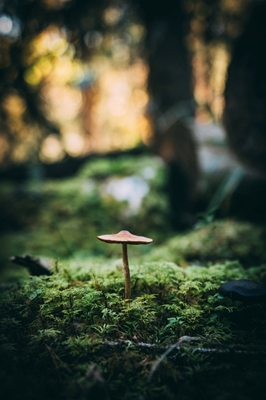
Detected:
left=97, top=230, right=153, bottom=299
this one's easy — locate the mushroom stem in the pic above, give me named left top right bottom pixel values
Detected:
left=97, top=230, right=152, bottom=300
left=122, top=243, right=131, bottom=299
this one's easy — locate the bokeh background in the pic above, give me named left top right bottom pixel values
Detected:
left=1, top=0, right=266, bottom=279
left=0, top=0, right=248, bottom=165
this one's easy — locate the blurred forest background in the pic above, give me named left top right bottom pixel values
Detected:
left=1, top=0, right=266, bottom=277
left=0, top=0, right=252, bottom=166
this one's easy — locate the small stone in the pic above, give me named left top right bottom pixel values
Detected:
left=218, top=279, right=266, bottom=303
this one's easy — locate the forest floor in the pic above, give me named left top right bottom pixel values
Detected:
left=1, top=153, right=266, bottom=400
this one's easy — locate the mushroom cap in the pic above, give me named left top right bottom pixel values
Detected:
left=97, top=230, right=153, bottom=245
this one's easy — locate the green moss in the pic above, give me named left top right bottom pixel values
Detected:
left=1, top=259, right=266, bottom=399
left=150, top=220, right=266, bottom=266
left=0, top=155, right=169, bottom=270
left=1, top=155, right=266, bottom=399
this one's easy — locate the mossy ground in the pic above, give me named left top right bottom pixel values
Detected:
left=1, top=260, right=266, bottom=400
left=1, top=155, right=266, bottom=399
left=0, top=155, right=169, bottom=271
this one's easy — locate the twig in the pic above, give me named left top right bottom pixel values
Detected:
left=104, top=336, right=266, bottom=355
left=148, top=336, right=202, bottom=381
left=147, top=336, right=266, bottom=381
left=45, top=344, right=72, bottom=375
left=104, top=339, right=157, bottom=348
left=83, top=364, right=110, bottom=400
left=103, top=336, right=266, bottom=383
left=104, top=336, right=217, bottom=350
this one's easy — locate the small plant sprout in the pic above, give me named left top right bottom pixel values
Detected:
left=97, top=230, right=153, bottom=300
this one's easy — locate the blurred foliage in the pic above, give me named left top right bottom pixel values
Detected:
left=150, top=219, right=266, bottom=267
left=1, top=154, right=266, bottom=284
left=0, top=0, right=146, bottom=165
left=0, top=0, right=260, bottom=166
left=0, top=154, right=169, bottom=275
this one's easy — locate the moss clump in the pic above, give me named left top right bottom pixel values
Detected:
left=150, top=219, right=266, bottom=266
left=1, top=260, right=266, bottom=400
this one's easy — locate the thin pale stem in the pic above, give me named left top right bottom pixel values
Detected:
left=122, top=243, right=131, bottom=299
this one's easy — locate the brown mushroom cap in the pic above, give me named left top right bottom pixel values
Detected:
left=97, top=230, right=153, bottom=245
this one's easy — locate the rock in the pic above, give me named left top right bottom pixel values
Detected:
left=218, top=279, right=266, bottom=303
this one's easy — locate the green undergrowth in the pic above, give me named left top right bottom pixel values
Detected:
left=149, top=219, right=266, bottom=266
left=1, top=153, right=266, bottom=274
left=0, top=155, right=169, bottom=269
left=2, top=218, right=266, bottom=285
left=1, top=259, right=266, bottom=400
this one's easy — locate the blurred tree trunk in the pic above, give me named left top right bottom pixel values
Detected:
left=139, top=0, right=194, bottom=112
left=139, top=0, right=199, bottom=229
left=224, top=1, right=266, bottom=175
